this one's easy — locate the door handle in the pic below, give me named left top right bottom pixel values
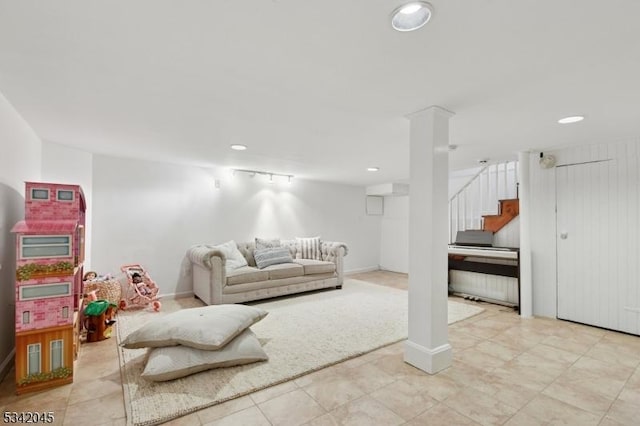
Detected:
left=560, top=232, right=568, bottom=240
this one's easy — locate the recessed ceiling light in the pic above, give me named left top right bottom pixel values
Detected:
left=367, top=167, right=380, bottom=172
left=391, top=2, right=433, bottom=32
left=230, top=144, right=247, bottom=151
left=558, top=116, right=585, bottom=124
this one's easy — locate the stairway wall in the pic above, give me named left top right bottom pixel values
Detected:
left=493, top=216, right=520, bottom=248
left=449, top=161, right=519, bottom=242
left=379, top=168, right=520, bottom=274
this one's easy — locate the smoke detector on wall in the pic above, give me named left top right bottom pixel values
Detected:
left=539, top=152, right=556, bottom=169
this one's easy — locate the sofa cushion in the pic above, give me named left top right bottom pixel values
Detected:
left=254, top=247, right=294, bottom=269
left=293, top=259, right=336, bottom=275
left=226, top=266, right=269, bottom=286
left=222, top=273, right=337, bottom=295
left=262, top=263, right=304, bottom=280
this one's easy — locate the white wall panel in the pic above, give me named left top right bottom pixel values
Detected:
left=531, top=138, right=640, bottom=334
left=449, top=270, right=519, bottom=305
left=529, top=154, right=558, bottom=318
left=493, top=216, right=520, bottom=248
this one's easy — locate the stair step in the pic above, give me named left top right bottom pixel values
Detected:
left=483, top=199, right=519, bottom=233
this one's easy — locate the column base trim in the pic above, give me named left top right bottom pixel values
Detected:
left=403, top=339, right=452, bottom=374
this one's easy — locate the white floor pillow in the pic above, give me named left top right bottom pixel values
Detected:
left=120, top=304, right=268, bottom=350
left=142, top=329, right=268, bottom=381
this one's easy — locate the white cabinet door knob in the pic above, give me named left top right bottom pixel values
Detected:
left=560, top=232, right=568, bottom=240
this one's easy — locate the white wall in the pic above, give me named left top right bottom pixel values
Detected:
left=91, top=154, right=381, bottom=296
left=41, top=142, right=94, bottom=268
left=0, top=91, right=42, bottom=379
left=530, top=138, right=640, bottom=318
left=379, top=195, right=408, bottom=273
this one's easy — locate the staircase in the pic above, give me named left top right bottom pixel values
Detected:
left=483, top=198, right=519, bottom=232
left=449, top=161, right=519, bottom=243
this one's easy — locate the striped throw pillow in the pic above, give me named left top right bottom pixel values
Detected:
left=295, top=236, right=322, bottom=260
left=254, top=247, right=293, bottom=269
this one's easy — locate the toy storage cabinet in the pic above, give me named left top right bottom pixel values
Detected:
left=11, top=182, right=86, bottom=395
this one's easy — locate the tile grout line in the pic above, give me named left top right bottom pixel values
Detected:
left=535, top=331, right=610, bottom=424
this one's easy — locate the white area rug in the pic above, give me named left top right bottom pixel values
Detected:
left=116, top=279, right=484, bottom=426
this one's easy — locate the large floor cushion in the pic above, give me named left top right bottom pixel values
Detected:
left=141, top=328, right=268, bottom=381
left=293, top=259, right=336, bottom=275
left=120, top=304, right=268, bottom=350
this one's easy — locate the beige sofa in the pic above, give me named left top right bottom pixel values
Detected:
left=188, top=240, right=348, bottom=305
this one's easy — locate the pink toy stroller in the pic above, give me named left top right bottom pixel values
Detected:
left=119, top=264, right=161, bottom=311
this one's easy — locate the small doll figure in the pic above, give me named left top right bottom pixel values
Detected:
left=84, top=271, right=97, bottom=282
left=132, top=272, right=152, bottom=296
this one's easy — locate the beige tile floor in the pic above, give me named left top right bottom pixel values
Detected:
left=1, top=270, right=639, bottom=425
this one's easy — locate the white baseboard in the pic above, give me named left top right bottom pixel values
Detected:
left=160, top=290, right=195, bottom=300
left=0, top=348, right=15, bottom=382
left=379, top=267, right=408, bottom=274
left=345, top=265, right=380, bottom=275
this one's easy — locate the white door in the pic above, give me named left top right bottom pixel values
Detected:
left=556, top=159, right=640, bottom=335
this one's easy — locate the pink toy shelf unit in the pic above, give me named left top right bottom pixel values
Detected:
left=11, top=182, right=86, bottom=395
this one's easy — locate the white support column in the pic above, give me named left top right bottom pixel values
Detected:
left=404, top=105, right=453, bottom=374
left=518, top=151, right=533, bottom=318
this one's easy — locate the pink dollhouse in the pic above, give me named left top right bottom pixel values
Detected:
left=11, top=182, right=86, bottom=394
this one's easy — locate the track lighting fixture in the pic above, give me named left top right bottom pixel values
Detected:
left=232, top=169, right=294, bottom=183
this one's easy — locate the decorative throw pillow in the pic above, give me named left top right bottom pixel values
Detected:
left=254, top=247, right=293, bottom=269
left=255, top=237, right=281, bottom=250
left=295, top=236, right=322, bottom=260
left=141, top=329, right=268, bottom=381
left=120, top=304, right=268, bottom=350
left=214, top=240, right=248, bottom=270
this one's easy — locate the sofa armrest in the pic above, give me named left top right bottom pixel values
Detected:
left=321, top=241, right=348, bottom=262
left=321, top=241, right=348, bottom=286
left=187, top=245, right=227, bottom=269
left=188, top=245, right=227, bottom=305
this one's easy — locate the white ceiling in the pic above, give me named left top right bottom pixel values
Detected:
left=1, top=0, right=639, bottom=185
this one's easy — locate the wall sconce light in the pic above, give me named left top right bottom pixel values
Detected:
left=539, top=152, right=556, bottom=169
